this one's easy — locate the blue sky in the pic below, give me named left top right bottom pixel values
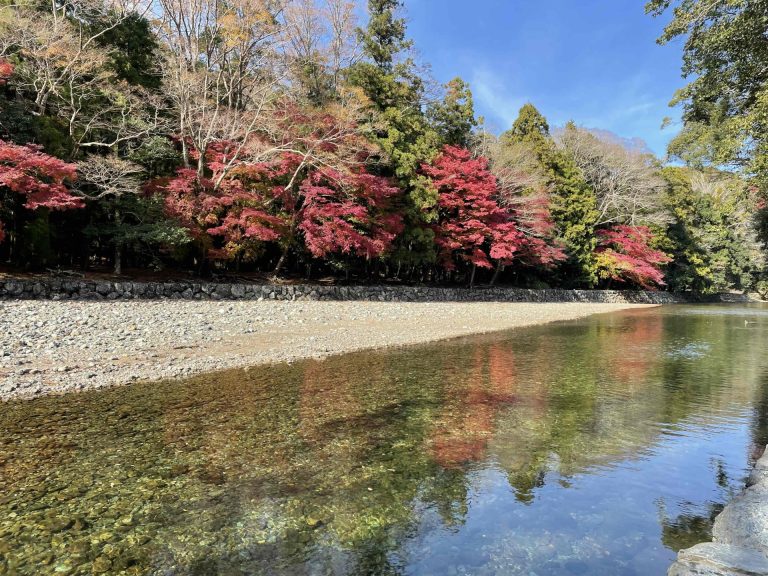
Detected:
left=403, top=0, right=686, bottom=157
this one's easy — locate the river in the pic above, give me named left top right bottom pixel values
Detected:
left=1, top=304, right=767, bottom=575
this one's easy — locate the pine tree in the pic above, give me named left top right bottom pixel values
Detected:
left=348, top=0, right=436, bottom=178
left=359, top=0, right=411, bottom=74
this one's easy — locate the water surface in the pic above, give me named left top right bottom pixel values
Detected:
left=2, top=304, right=768, bottom=575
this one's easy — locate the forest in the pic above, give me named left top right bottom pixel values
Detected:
left=0, top=0, right=765, bottom=293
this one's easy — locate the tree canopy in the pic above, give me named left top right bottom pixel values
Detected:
left=0, top=0, right=762, bottom=292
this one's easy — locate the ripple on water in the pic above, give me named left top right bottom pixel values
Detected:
left=1, top=304, right=768, bottom=575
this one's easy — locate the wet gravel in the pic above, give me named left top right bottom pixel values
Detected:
left=0, top=300, right=652, bottom=400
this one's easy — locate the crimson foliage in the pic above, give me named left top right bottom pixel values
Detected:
left=422, top=146, right=523, bottom=270
left=0, top=140, right=82, bottom=242
left=507, top=194, right=565, bottom=269
left=595, top=225, right=671, bottom=289
left=0, top=59, right=12, bottom=85
left=299, top=168, right=403, bottom=260
left=163, top=142, right=403, bottom=262
left=162, top=143, right=284, bottom=260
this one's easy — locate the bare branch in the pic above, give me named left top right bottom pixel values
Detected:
left=555, top=126, right=669, bottom=227
left=76, top=155, right=145, bottom=199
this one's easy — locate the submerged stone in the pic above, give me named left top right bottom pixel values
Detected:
left=90, top=556, right=112, bottom=574
left=2, top=305, right=768, bottom=575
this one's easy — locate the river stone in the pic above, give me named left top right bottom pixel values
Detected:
left=91, top=556, right=112, bottom=574
left=712, top=482, right=768, bottom=551
left=747, top=467, right=768, bottom=487
left=668, top=543, right=768, bottom=576
left=747, top=448, right=768, bottom=487
left=747, top=469, right=768, bottom=486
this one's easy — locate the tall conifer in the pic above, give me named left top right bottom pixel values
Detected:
left=504, top=106, right=599, bottom=286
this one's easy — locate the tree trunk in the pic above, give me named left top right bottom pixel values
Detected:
left=469, top=264, right=477, bottom=289
left=113, top=206, right=122, bottom=275
left=273, top=217, right=299, bottom=276
left=490, top=263, right=503, bottom=286
left=196, top=242, right=210, bottom=277
left=114, top=244, right=122, bottom=276
left=273, top=245, right=290, bottom=276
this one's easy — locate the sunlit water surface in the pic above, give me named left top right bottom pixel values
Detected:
left=3, top=304, right=768, bottom=575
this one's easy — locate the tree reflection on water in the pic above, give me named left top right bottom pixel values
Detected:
left=1, top=305, right=767, bottom=575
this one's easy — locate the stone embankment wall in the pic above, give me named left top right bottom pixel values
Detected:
left=0, top=278, right=692, bottom=304
left=669, top=446, right=768, bottom=576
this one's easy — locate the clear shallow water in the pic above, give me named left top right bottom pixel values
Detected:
left=2, top=304, right=768, bottom=575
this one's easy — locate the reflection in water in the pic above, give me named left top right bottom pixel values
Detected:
left=1, top=304, right=768, bottom=575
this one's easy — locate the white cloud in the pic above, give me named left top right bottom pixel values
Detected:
left=470, top=66, right=528, bottom=133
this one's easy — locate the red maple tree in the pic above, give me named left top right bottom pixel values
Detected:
left=162, top=142, right=285, bottom=261
left=0, top=140, right=82, bottom=242
left=299, top=168, right=403, bottom=260
left=163, top=141, right=403, bottom=264
left=594, top=225, right=671, bottom=289
left=422, top=145, right=523, bottom=272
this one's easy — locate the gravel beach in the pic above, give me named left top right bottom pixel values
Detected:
left=1, top=300, right=653, bottom=401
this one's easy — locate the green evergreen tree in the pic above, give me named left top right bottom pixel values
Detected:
left=662, top=166, right=762, bottom=293
left=348, top=0, right=437, bottom=179
left=648, top=0, right=768, bottom=263
left=501, top=103, right=552, bottom=159
left=647, top=0, right=768, bottom=191
left=504, top=106, right=599, bottom=286
left=94, top=13, right=161, bottom=90
left=548, top=148, right=599, bottom=286
left=428, top=77, right=477, bottom=148
left=347, top=0, right=440, bottom=270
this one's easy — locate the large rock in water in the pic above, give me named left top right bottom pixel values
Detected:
left=669, top=447, right=768, bottom=575
left=748, top=450, right=768, bottom=487
left=712, top=482, right=768, bottom=551
left=669, top=543, right=768, bottom=576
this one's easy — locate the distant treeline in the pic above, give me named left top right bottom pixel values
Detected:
left=0, top=0, right=764, bottom=293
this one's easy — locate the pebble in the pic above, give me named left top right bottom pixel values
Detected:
left=0, top=300, right=648, bottom=401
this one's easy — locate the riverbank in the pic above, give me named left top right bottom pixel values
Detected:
left=0, top=300, right=653, bottom=401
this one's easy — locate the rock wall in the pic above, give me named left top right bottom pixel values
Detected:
left=0, top=278, right=690, bottom=304
left=668, top=446, right=768, bottom=576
